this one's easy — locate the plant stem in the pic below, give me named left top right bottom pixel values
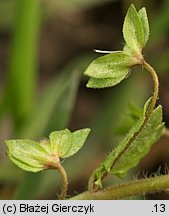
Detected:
left=57, top=164, right=68, bottom=200
left=71, top=174, right=169, bottom=200
left=142, top=60, right=159, bottom=116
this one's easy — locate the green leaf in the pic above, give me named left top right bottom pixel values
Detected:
left=49, top=129, right=72, bottom=157
left=49, top=128, right=90, bottom=158
left=92, top=98, right=164, bottom=188
left=6, top=140, right=53, bottom=173
left=62, top=128, right=91, bottom=158
left=84, top=51, right=138, bottom=79
left=86, top=74, right=128, bottom=88
left=123, top=4, right=144, bottom=54
left=110, top=108, right=163, bottom=178
left=138, top=7, right=150, bottom=46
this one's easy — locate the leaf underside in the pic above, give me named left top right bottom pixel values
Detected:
left=94, top=99, right=164, bottom=187
left=84, top=51, right=140, bottom=88
left=86, top=73, right=129, bottom=89
left=85, top=51, right=136, bottom=79
left=6, top=140, right=50, bottom=172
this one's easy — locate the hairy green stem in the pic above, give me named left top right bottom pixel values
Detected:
left=72, top=175, right=169, bottom=200
left=57, top=164, right=68, bottom=200
left=143, top=60, right=159, bottom=116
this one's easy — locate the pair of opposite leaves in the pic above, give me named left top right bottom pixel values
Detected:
left=85, top=4, right=149, bottom=88
left=6, top=128, right=90, bottom=172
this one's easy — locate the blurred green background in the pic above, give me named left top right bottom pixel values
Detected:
left=0, top=0, right=169, bottom=200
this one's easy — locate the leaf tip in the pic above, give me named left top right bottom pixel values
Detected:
left=128, top=4, right=137, bottom=13
left=86, top=80, right=94, bottom=88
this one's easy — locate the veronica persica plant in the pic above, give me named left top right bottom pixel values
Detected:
left=5, top=4, right=169, bottom=200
